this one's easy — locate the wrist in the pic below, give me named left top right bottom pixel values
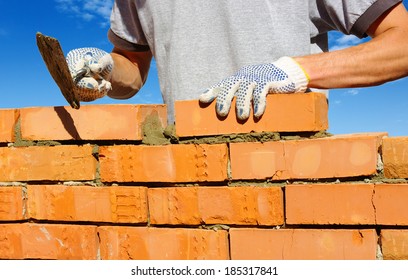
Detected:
left=274, top=56, right=309, bottom=92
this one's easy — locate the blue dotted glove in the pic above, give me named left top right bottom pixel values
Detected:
left=66, top=48, right=114, bottom=101
left=199, top=57, right=309, bottom=119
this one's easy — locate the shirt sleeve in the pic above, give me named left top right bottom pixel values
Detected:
left=108, top=0, right=150, bottom=51
left=311, top=0, right=402, bottom=38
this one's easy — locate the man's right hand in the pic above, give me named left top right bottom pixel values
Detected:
left=66, top=47, right=114, bottom=101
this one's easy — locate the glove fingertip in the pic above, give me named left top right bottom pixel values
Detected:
left=216, top=101, right=233, bottom=117
left=254, top=104, right=266, bottom=118
left=199, top=89, right=217, bottom=103
left=237, top=107, right=250, bottom=120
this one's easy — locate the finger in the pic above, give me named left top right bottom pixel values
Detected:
left=98, top=54, right=114, bottom=78
left=98, top=80, right=112, bottom=93
left=199, top=78, right=226, bottom=103
left=199, top=87, right=220, bottom=103
left=235, top=80, right=256, bottom=120
left=73, top=68, right=88, bottom=84
left=215, top=78, right=240, bottom=117
left=75, top=77, right=107, bottom=102
left=88, top=54, right=114, bottom=77
left=76, top=77, right=99, bottom=90
left=253, top=82, right=269, bottom=118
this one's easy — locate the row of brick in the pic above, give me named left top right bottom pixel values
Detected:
left=0, top=223, right=406, bottom=260
left=0, top=133, right=406, bottom=181
left=1, top=184, right=408, bottom=226
left=0, top=93, right=327, bottom=142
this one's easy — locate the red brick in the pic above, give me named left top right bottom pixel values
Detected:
left=0, top=145, right=97, bottom=181
left=382, top=137, right=408, bottom=178
left=27, top=185, right=147, bottom=223
left=0, top=187, right=25, bottom=221
left=175, top=92, right=328, bottom=137
left=98, top=226, right=229, bottom=260
left=373, top=184, right=408, bottom=225
left=230, top=133, right=385, bottom=180
left=20, top=104, right=166, bottom=141
left=286, top=184, right=375, bottom=225
left=381, top=230, right=408, bottom=259
left=0, top=109, right=18, bottom=143
left=148, top=186, right=283, bottom=226
left=100, top=144, right=228, bottom=183
left=0, top=223, right=98, bottom=259
left=230, top=228, right=377, bottom=260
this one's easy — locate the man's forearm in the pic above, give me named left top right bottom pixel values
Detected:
left=295, top=3, right=408, bottom=90
left=295, top=28, right=408, bottom=89
left=108, top=48, right=152, bottom=99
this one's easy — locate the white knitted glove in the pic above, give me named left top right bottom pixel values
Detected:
left=66, top=48, right=114, bottom=102
left=199, top=57, right=309, bottom=119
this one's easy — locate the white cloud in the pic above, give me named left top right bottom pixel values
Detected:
left=329, top=34, right=362, bottom=51
left=55, top=0, right=113, bottom=27
left=336, top=35, right=360, bottom=45
left=84, top=0, right=113, bottom=20
left=346, top=89, right=359, bottom=96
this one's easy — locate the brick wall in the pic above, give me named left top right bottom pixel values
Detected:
left=0, top=92, right=407, bottom=260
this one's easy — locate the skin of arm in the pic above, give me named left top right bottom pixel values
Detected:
left=107, top=47, right=152, bottom=99
left=295, top=3, right=408, bottom=89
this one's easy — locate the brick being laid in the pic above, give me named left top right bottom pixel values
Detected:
left=175, top=92, right=328, bottom=137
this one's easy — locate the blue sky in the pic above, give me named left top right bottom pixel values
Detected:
left=1, top=0, right=407, bottom=136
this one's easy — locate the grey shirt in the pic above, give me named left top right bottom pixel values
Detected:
left=108, top=0, right=401, bottom=123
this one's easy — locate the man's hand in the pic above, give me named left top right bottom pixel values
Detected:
left=66, top=48, right=114, bottom=101
left=199, top=57, right=309, bottom=120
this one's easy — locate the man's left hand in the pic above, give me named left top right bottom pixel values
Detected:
left=199, top=57, right=309, bottom=120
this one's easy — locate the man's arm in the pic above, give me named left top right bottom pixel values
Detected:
left=295, top=2, right=408, bottom=89
left=107, top=47, right=153, bottom=99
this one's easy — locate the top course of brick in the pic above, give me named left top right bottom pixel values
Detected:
left=0, top=92, right=328, bottom=142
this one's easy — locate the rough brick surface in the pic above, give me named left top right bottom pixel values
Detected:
left=230, top=133, right=384, bottom=180
left=381, top=230, right=408, bottom=259
left=98, top=227, right=229, bottom=260
left=148, top=186, right=284, bottom=226
left=0, top=223, right=98, bottom=259
left=373, top=184, right=408, bottom=225
left=175, top=92, right=328, bottom=137
left=100, top=144, right=228, bottom=183
left=20, top=104, right=167, bottom=141
left=230, top=228, right=377, bottom=260
left=27, top=185, right=148, bottom=223
left=0, top=109, right=18, bottom=143
left=0, top=187, right=25, bottom=220
left=0, top=145, right=97, bottom=181
left=382, top=137, right=408, bottom=179
left=286, top=184, right=376, bottom=225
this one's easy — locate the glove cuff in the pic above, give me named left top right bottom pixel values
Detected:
left=274, top=56, right=309, bottom=92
